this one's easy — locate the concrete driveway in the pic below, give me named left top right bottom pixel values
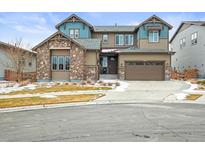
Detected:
left=96, top=81, right=189, bottom=103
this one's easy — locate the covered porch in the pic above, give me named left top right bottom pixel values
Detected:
left=99, top=49, right=119, bottom=79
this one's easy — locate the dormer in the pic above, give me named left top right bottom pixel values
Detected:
left=136, top=15, right=173, bottom=49
left=56, top=14, right=93, bottom=39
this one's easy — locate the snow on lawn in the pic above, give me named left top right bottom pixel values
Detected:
left=100, top=80, right=129, bottom=92
left=174, top=81, right=205, bottom=100
left=0, top=83, right=37, bottom=94
left=183, top=81, right=205, bottom=94
left=40, top=94, right=57, bottom=98
left=175, top=93, right=188, bottom=100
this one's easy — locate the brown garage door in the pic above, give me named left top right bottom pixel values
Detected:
left=125, top=61, right=165, bottom=81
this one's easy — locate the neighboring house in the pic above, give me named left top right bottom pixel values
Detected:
left=0, top=41, right=36, bottom=80
left=170, top=21, right=205, bottom=78
left=32, top=14, right=173, bottom=82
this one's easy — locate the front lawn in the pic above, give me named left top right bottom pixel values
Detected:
left=197, top=80, right=205, bottom=90
left=1, top=84, right=111, bottom=95
left=186, top=94, right=202, bottom=101
left=0, top=94, right=103, bottom=108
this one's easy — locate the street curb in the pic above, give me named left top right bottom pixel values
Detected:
left=1, top=99, right=205, bottom=113
left=0, top=101, right=93, bottom=113
left=0, top=100, right=159, bottom=113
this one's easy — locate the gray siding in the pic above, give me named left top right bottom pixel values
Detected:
left=171, top=25, right=205, bottom=78
left=0, top=48, right=36, bottom=80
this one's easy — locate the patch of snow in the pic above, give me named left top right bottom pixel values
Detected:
left=0, top=80, right=8, bottom=83
left=183, top=81, right=205, bottom=94
left=40, top=94, right=57, bottom=98
left=175, top=93, right=188, bottom=100
left=183, top=81, right=198, bottom=93
left=0, top=83, right=37, bottom=94
left=114, top=81, right=129, bottom=92
left=23, top=84, right=37, bottom=90
left=100, top=80, right=129, bottom=92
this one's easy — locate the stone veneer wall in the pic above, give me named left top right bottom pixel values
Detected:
left=118, top=67, right=125, bottom=80
left=165, top=66, right=171, bottom=80
left=70, top=45, right=85, bottom=81
left=35, top=33, right=85, bottom=81
left=84, top=66, right=98, bottom=80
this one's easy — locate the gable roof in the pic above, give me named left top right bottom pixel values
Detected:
left=32, top=31, right=86, bottom=51
left=137, top=15, right=173, bottom=30
left=118, top=47, right=172, bottom=54
left=32, top=31, right=101, bottom=51
left=0, top=41, right=36, bottom=54
left=94, top=26, right=136, bottom=32
left=76, top=38, right=101, bottom=50
left=55, top=14, right=93, bottom=29
left=170, top=21, right=205, bottom=43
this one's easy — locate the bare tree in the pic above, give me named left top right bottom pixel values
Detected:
left=0, top=38, right=34, bottom=82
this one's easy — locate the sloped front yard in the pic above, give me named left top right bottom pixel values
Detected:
left=0, top=94, right=104, bottom=108
left=0, top=81, right=112, bottom=95
left=0, top=80, right=118, bottom=108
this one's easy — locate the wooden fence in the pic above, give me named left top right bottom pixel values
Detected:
left=4, top=69, right=36, bottom=82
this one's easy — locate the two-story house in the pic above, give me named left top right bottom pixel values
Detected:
left=32, top=14, right=173, bottom=81
left=170, top=21, right=205, bottom=78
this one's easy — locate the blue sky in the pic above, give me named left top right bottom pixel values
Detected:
left=0, top=12, right=205, bottom=48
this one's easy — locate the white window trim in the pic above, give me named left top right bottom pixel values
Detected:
left=191, top=32, right=198, bottom=45
left=125, top=34, right=134, bottom=45
left=74, top=29, right=79, bottom=38
left=51, top=56, right=58, bottom=71
left=182, top=37, right=186, bottom=47
left=51, top=56, right=70, bottom=71
left=58, top=56, right=65, bottom=71
left=69, top=29, right=74, bottom=38
left=69, top=28, right=80, bottom=39
left=149, top=31, right=159, bottom=43
left=115, top=34, right=124, bottom=46
left=102, top=34, right=109, bottom=43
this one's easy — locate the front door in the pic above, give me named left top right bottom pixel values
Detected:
left=100, top=54, right=118, bottom=74
left=108, top=56, right=117, bottom=74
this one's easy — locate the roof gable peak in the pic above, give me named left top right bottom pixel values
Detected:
left=55, top=13, right=93, bottom=29
left=137, top=15, right=173, bottom=29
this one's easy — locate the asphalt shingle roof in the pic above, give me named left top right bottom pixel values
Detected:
left=76, top=38, right=101, bottom=50
left=170, top=21, right=205, bottom=43
left=118, top=47, right=171, bottom=53
left=182, top=21, right=205, bottom=26
left=94, top=26, right=136, bottom=32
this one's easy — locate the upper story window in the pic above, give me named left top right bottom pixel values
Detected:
left=102, top=34, right=109, bottom=43
left=182, top=37, right=186, bottom=47
left=149, top=31, right=159, bottom=43
left=69, top=29, right=79, bottom=38
left=115, top=34, right=124, bottom=45
left=74, top=29, right=79, bottom=38
left=180, top=39, right=183, bottom=49
left=180, top=37, right=186, bottom=49
left=191, top=32, right=198, bottom=45
left=125, top=34, right=134, bottom=45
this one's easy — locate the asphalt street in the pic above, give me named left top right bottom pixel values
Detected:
left=1, top=102, right=205, bottom=141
